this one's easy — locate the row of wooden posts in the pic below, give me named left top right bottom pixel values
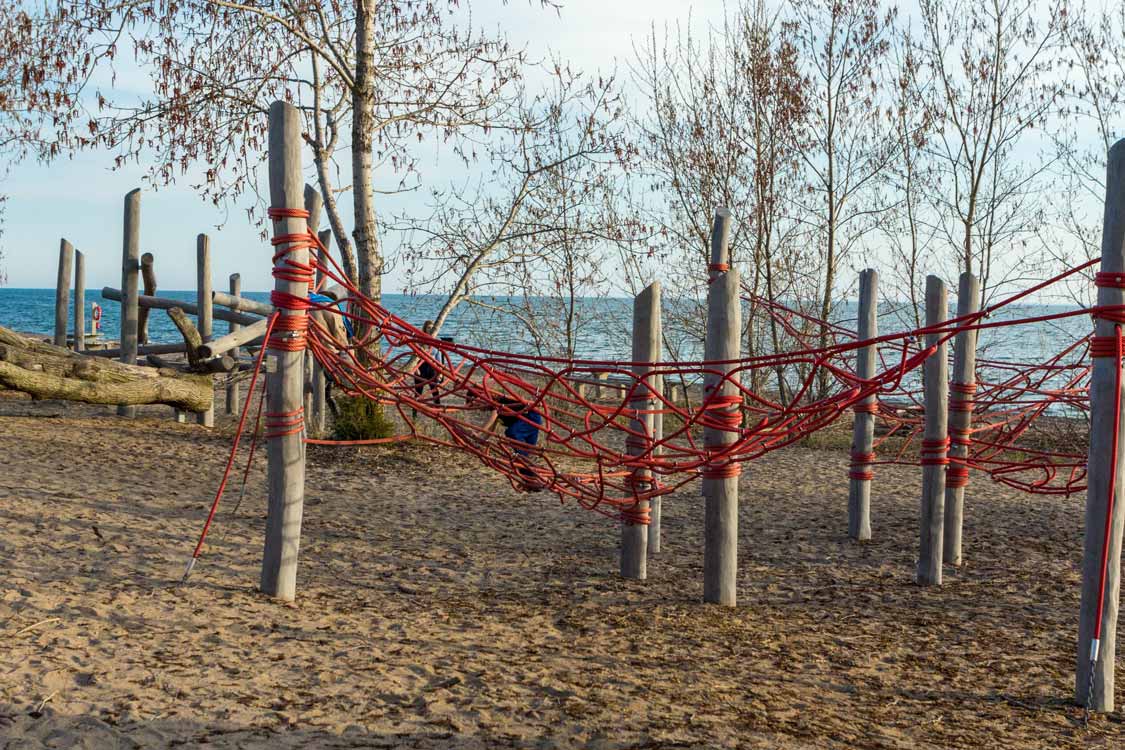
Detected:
left=51, top=187, right=338, bottom=434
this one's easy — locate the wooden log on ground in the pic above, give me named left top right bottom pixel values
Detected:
left=0, top=324, right=212, bottom=411
left=1077, top=137, right=1125, bottom=712
left=917, top=275, right=949, bottom=586
left=944, top=271, right=980, bottom=566
left=101, top=287, right=260, bottom=327
left=54, top=239, right=74, bottom=348
left=226, top=273, right=242, bottom=416
left=848, top=268, right=878, bottom=541
left=621, top=281, right=659, bottom=580
left=703, top=207, right=741, bottom=607
left=73, top=250, right=85, bottom=353
left=197, top=234, right=215, bottom=427
left=261, top=100, right=309, bottom=602
left=138, top=253, right=157, bottom=344
left=89, top=342, right=190, bottom=358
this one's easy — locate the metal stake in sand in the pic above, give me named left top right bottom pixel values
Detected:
left=848, top=268, right=878, bottom=541
left=54, top=239, right=73, bottom=348
left=621, top=281, right=660, bottom=580
left=944, top=271, right=980, bottom=567
left=312, top=228, right=332, bottom=437
left=260, top=100, right=309, bottom=602
left=118, top=189, right=141, bottom=417
left=1076, top=138, right=1125, bottom=714
left=226, top=273, right=242, bottom=416
left=916, top=275, right=948, bottom=586
left=73, top=250, right=85, bottom=353
left=196, top=234, right=215, bottom=427
left=703, top=207, right=741, bottom=606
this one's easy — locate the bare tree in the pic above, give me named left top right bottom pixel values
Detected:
left=915, top=0, right=1065, bottom=303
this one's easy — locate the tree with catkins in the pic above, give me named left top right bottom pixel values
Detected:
left=2, top=0, right=557, bottom=302
left=914, top=0, right=1065, bottom=304
left=790, top=0, right=897, bottom=397
left=395, top=63, right=634, bottom=357
left=629, top=0, right=811, bottom=401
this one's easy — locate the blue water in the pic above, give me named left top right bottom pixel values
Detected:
left=0, top=287, right=1092, bottom=368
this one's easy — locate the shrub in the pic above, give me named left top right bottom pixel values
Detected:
left=332, top=395, right=396, bottom=441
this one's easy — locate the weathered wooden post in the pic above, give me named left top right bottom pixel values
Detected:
left=311, top=228, right=332, bottom=436
left=138, top=253, right=157, bottom=345
left=703, top=207, right=741, bottom=606
left=118, top=189, right=141, bottom=417
left=848, top=269, right=878, bottom=541
left=303, top=186, right=323, bottom=435
left=649, top=323, right=664, bottom=554
left=1076, top=138, right=1125, bottom=713
left=260, top=100, right=310, bottom=602
left=621, top=281, right=660, bottom=580
left=917, top=275, right=949, bottom=586
left=226, top=273, right=242, bottom=416
left=73, top=250, right=85, bottom=353
left=54, top=239, right=73, bottom=347
left=944, top=271, right=980, bottom=567
left=196, top=234, right=215, bottom=427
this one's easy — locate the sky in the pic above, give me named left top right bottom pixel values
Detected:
left=0, top=0, right=704, bottom=293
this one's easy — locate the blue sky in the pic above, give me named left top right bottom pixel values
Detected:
left=0, top=0, right=700, bottom=292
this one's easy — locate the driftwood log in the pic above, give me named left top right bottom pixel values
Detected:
left=0, top=325, right=212, bottom=411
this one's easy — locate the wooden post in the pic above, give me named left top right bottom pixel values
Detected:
left=303, top=186, right=323, bottom=435
left=848, top=269, right=878, bottom=541
left=649, top=316, right=664, bottom=555
left=138, top=253, right=157, bottom=345
left=118, top=189, right=141, bottom=417
left=73, top=251, right=85, bottom=353
left=226, top=273, right=242, bottom=416
left=621, top=281, right=660, bottom=580
left=944, top=271, right=980, bottom=566
left=703, top=207, right=741, bottom=606
left=260, top=100, right=309, bottom=602
left=196, top=235, right=215, bottom=427
left=311, top=228, right=331, bottom=436
left=1076, top=138, right=1125, bottom=712
left=54, top=239, right=73, bottom=348
left=917, top=275, right=948, bottom=586
left=596, top=372, right=608, bottom=399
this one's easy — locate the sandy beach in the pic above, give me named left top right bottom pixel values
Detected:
left=1, top=391, right=1122, bottom=749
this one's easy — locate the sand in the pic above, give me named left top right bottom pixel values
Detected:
left=1, top=392, right=1123, bottom=749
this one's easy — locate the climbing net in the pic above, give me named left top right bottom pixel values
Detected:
left=255, top=215, right=1106, bottom=521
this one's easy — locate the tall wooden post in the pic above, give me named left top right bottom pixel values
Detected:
left=1076, top=138, right=1125, bottom=712
left=118, top=189, right=141, bottom=417
left=944, top=271, right=980, bottom=566
left=54, top=239, right=73, bottom=348
left=260, top=101, right=309, bottom=602
left=848, top=269, right=878, bottom=541
left=311, top=229, right=332, bottom=436
left=703, top=207, right=741, bottom=606
left=73, top=250, right=85, bottom=353
left=303, top=185, right=323, bottom=435
left=138, top=253, right=157, bottom=345
left=196, top=234, right=215, bottom=427
left=621, top=281, right=660, bottom=580
left=649, top=367, right=664, bottom=555
left=917, top=275, right=948, bottom=586
left=226, top=273, right=242, bottom=416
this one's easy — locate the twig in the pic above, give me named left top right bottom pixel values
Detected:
left=33, top=691, right=57, bottom=713
left=13, top=617, right=60, bottom=637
